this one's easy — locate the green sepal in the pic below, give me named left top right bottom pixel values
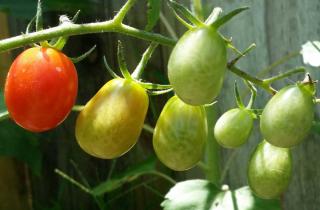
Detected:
left=117, top=40, right=132, bottom=80
left=211, top=7, right=249, bottom=29
left=147, top=88, right=173, bottom=96
left=103, top=56, right=120, bottom=79
left=234, top=81, right=244, bottom=108
left=137, top=81, right=172, bottom=90
left=69, top=45, right=96, bottom=64
left=167, top=0, right=203, bottom=28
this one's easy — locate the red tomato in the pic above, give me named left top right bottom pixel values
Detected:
left=4, top=47, right=78, bottom=132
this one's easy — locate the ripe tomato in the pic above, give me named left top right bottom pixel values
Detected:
left=153, top=96, right=207, bottom=171
left=214, top=108, right=254, bottom=148
left=248, top=140, right=292, bottom=199
left=5, top=47, right=78, bottom=132
left=260, top=84, right=314, bottom=148
left=75, top=78, right=149, bottom=159
left=168, top=26, right=227, bottom=105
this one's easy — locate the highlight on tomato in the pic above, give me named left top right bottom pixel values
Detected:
left=153, top=96, right=207, bottom=171
left=4, top=47, right=78, bottom=132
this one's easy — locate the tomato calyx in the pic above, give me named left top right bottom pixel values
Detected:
left=26, top=1, right=95, bottom=63
left=103, top=40, right=173, bottom=96
left=299, top=73, right=317, bottom=96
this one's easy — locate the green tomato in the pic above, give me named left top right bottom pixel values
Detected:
left=153, top=96, right=207, bottom=171
left=168, top=26, right=227, bottom=105
left=248, top=140, right=292, bottom=199
left=214, top=108, right=254, bottom=148
left=75, top=78, right=149, bottom=159
left=260, top=84, right=314, bottom=148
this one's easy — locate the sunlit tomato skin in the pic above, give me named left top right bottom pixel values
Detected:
left=4, top=47, right=78, bottom=132
left=260, top=84, right=314, bottom=148
left=214, top=108, right=254, bottom=148
left=153, top=96, right=207, bottom=171
left=168, top=26, right=227, bottom=105
left=75, top=78, right=149, bottom=159
left=248, top=140, right=292, bottom=199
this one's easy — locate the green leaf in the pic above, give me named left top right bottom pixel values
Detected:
left=301, top=41, right=320, bottom=67
left=145, top=0, right=161, bottom=31
left=92, top=156, right=157, bottom=196
left=162, top=180, right=281, bottom=210
left=312, top=121, right=320, bottom=135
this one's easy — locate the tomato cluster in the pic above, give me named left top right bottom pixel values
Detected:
left=3, top=2, right=316, bottom=202
left=213, top=82, right=315, bottom=199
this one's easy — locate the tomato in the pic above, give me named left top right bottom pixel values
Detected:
left=4, top=47, right=78, bottom=132
left=168, top=26, right=227, bottom=105
left=153, top=96, right=207, bottom=171
left=214, top=108, right=254, bottom=148
left=248, top=140, right=292, bottom=199
left=75, top=78, right=148, bottom=159
left=260, top=84, right=314, bottom=148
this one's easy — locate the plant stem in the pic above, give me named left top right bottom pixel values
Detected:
left=0, top=111, right=9, bottom=121
left=147, top=171, right=176, bottom=185
left=262, top=67, right=305, bottom=85
left=257, top=51, right=300, bottom=77
left=113, top=0, right=137, bottom=24
left=54, top=169, right=92, bottom=194
left=0, top=21, right=175, bottom=53
left=227, top=65, right=277, bottom=95
left=204, top=106, right=221, bottom=187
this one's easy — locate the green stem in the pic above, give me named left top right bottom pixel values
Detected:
left=262, top=67, right=305, bottom=85
left=219, top=150, right=238, bottom=184
left=160, top=12, right=178, bottom=40
left=146, top=171, right=176, bottom=185
left=54, top=169, right=92, bottom=194
left=142, top=124, right=154, bottom=134
left=0, top=21, right=175, bottom=53
left=227, top=65, right=277, bottom=95
left=204, top=106, right=221, bottom=187
left=0, top=111, right=9, bottom=121
left=257, top=51, right=300, bottom=77
left=113, top=0, right=137, bottom=24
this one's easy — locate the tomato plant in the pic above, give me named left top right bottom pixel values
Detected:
left=153, top=95, right=207, bottom=171
left=0, top=0, right=319, bottom=209
left=260, top=84, right=315, bottom=148
left=168, top=26, right=227, bottom=105
left=4, top=47, right=78, bottom=132
left=248, top=140, right=292, bottom=199
left=75, top=78, right=149, bottom=159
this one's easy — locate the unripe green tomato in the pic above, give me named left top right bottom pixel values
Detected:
left=153, top=96, right=207, bottom=171
left=248, top=140, right=292, bottom=199
left=214, top=108, right=254, bottom=148
left=168, top=26, right=227, bottom=105
left=75, top=78, right=149, bottom=159
left=260, top=84, right=314, bottom=148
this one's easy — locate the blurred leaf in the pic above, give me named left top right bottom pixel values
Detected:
left=145, top=0, right=161, bottom=31
left=301, top=41, right=320, bottom=67
left=0, top=0, right=96, bottom=19
left=92, top=156, right=157, bottom=196
left=161, top=180, right=281, bottom=210
left=312, top=121, right=320, bottom=135
left=0, top=92, right=42, bottom=175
